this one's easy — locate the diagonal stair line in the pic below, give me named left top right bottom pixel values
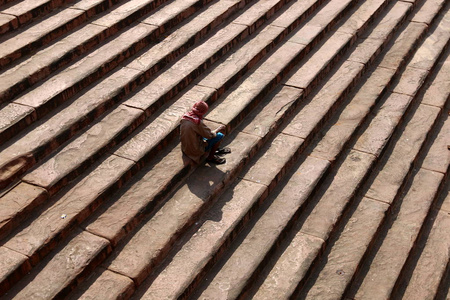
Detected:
left=0, top=0, right=327, bottom=239
left=0, top=0, right=209, bottom=105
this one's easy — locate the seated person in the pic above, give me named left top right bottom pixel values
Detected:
left=180, top=101, right=230, bottom=165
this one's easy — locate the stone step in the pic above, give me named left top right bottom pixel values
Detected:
left=0, top=0, right=208, bottom=106
left=297, top=27, right=449, bottom=299
left=0, top=0, right=127, bottom=69
left=0, top=0, right=252, bottom=187
left=0, top=0, right=236, bottom=146
left=3, top=229, right=111, bottom=299
left=0, top=0, right=80, bottom=35
left=0, top=0, right=329, bottom=294
left=215, top=1, right=449, bottom=298
left=0, top=0, right=324, bottom=241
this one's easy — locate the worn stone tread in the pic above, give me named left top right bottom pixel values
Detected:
left=401, top=210, right=450, bottom=300
left=0, top=246, right=31, bottom=296
left=4, top=230, right=111, bottom=300
left=351, top=169, right=444, bottom=300
left=422, top=113, right=450, bottom=174
left=197, top=156, right=329, bottom=299
left=421, top=58, right=450, bottom=109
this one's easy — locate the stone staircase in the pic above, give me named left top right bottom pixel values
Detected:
left=0, top=0, right=448, bottom=299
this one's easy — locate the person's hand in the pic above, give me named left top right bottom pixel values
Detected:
left=217, top=125, right=226, bottom=134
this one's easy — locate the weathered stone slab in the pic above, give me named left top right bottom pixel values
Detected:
left=198, top=25, right=285, bottom=94
left=304, top=198, right=389, bottom=300
left=354, top=92, right=412, bottom=157
left=2, top=0, right=63, bottom=24
left=421, top=60, right=450, bottom=108
left=140, top=0, right=200, bottom=29
left=270, top=0, right=320, bottom=29
left=0, top=182, right=47, bottom=240
left=115, top=85, right=214, bottom=162
left=106, top=132, right=259, bottom=285
left=206, top=41, right=306, bottom=128
left=307, top=0, right=353, bottom=29
left=422, top=115, right=449, bottom=174
left=409, top=8, right=450, bottom=71
left=348, top=1, right=412, bottom=65
left=0, top=246, right=31, bottom=296
left=252, top=233, right=323, bottom=300
left=139, top=180, right=267, bottom=300
left=86, top=144, right=186, bottom=246
left=285, top=32, right=353, bottom=93
left=232, top=0, right=284, bottom=31
left=393, top=66, right=428, bottom=97
left=198, top=156, right=329, bottom=299
left=365, top=104, right=440, bottom=203
left=8, top=230, right=110, bottom=300
left=0, top=23, right=107, bottom=102
left=124, top=23, right=248, bottom=111
left=68, top=268, right=135, bottom=300
left=0, top=13, right=18, bottom=35
left=338, top=0, right=391, bottom=36
left=241, top=86, right=303, bottom=138
left=312, top=67, right=396, bottom=161
left=411, top=0, right=447, bottom=24
left=70, top=0, right=111, bottom=16
left=4, top=155, right=134, bottom=263
left=402, top=211, right=450, bottom=300
left=14, top=23, right=156, bottom=117
left=379, top=22, right=427, bottom=70
left=0, top=103, right=36, bottom=143
left=0, top=8, right=86, bottom=67
left=354, top=169, right=444, bottom=300
left=242, top=134, right=304, bottom=190
left=302, top=150, right=375, bottom=240
left=283, top=61, right=364, bottom=140
left=22, top=105, right=142, bottom=193
left=440, top=192, right=450, bottom=214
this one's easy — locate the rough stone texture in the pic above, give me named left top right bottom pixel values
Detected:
left=8, top=230, right=110, bottom=300
left=285, top=32, right=353, bottom=92
left=139, top=180, right=267, bottom=300
left=304, top=198, right=389, bottom=300
left=270, top=0, right=320, bottom=29
left=422, top=114, right=449, bottom=174
left=440, top=191, right=450, bottom=214
left=198, top=25, right=285, bottom=94
left=312, top=67, right=395, bottom=161
left=232, top=0, right=284, bottom=30
left=206, top=41, right=306, bottom=128
left=2, top=0, right=62, bottom=24
left=91, top=0, right=159, bottom=27
left=86, top=145, right=186, bottom=246
left=365, top=104, right=440, bottom=204
left=22, top=105, right=142, bottom=192
left=362, top=1, right=411, bottom=39
left=124, top=22, right=248, bottom=111
left=393, top=66, right=428, bottom=97
left=0, top=23, right=107, bottom=102
left=0, top=182, right=47, bottom=240
left=402, top=211, right=450, bottom=300
left=115, top=85, right=214, bottom=162
left=0, top=13, right=18, bottom=35
left=242, top=134, right=304, bottom=190
left=0, top=246, right=31, bottom=296
left=241, top=86, right=303, bottom=138
left=198, top=157, right=329, bottom=300
left=421, top=59, right=450, bottom=108
left=307, top=0, right=353, bottom=29
left=68, top=269, right=135, bottom=300
left=411, top=0, right=447, bottom=24
left=140, top=0, right=200, bottom=28
left=0, top=103, right=36, bottom=142
left=353, top=169, right=444, bottom=300
left=379, top=22, right=427, bottom=70
left=14, top=23, right=156, bottom=116
left=252, top=233, right=323, bottom=300
left=409, top=8, right=450, bottom=71
left=338, top=0, right=391, bottom=36
left=283, top=61, right=364, bottom=140
left=0, top=8, right=85, bottom=66
left=302, top=150, right=375, bottom=240
left=354, top=92, right=413, bottom=157
left=4, top=155, right=134, bottom=262
left=106, top=132, right=259, bottom=285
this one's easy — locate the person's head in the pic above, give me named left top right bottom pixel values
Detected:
left=192, top=101, right=208, bottom=116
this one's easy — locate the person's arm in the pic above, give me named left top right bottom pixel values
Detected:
left=195, top=121, right=216, bottom=139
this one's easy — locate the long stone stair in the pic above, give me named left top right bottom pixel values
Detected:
left=0, top=0, right=448, bottom=299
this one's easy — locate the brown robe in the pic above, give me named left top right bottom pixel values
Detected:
left=180, top=119, right=217, bottom=164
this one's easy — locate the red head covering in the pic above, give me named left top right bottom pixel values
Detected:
left=182, top=101, right=209, bottom=125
